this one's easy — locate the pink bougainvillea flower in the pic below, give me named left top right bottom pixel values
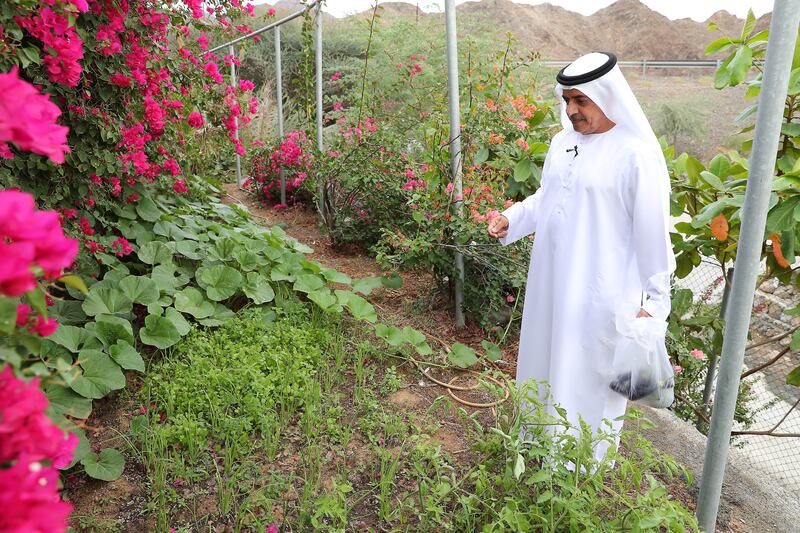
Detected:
left=506, top=294, right=515, bottom=303
left=109, top=72, right=132, bottom=87
left=330, top=71, right=341, bottom=81
left=0, top=456, right=73, bottom=532
left=673, top=365, right=683, bottom=374
left=16, top=304, right=31, bottom=327
left=690, top=349, right=706, bottom=360
left=30, top=315, right=58, bottom=337
left=172, top=179, right=189, bottom=193
left=0, top=242, right=37, bottom=297
left=187, top=111, right=204, bottom=128
left=111, top=237, right=133, bottom=257
left=0, top=68, right=70, bottom=163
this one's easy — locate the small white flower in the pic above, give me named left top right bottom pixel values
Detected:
left=29, top=462, right=42, bottom=473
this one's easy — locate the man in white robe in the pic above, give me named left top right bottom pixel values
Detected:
left=487, top=52, right=676, bottom=460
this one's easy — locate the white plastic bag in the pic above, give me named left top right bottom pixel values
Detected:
left=607, top=304, right=674, bottom=409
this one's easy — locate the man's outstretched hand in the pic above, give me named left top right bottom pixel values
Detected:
left=488, top=214, right=509, bottom=239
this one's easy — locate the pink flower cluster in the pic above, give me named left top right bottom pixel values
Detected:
left=0, top=68, right=70, bottom=163
left=187, top=111, right=204, bottom=128
left=15, top=6, right=85, bottom=87
left=0, top=190, right=79, bottom=296
left=0, top=365, right=77, bottom=532
left=247, top=131, right=313, bottom=206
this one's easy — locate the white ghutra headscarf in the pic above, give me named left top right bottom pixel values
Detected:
left=554, top=52, right=666, bottom=162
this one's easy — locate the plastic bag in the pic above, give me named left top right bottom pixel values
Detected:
left=607, top=304, right=674, bottom=409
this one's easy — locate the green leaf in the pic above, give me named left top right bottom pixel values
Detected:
left=346, top=294, right=377, bottom=323
left=151, top=264, right=189, bottom=294
left=791, top=330, right=800, bottom=352
left=513, top=158, right=532, bottom=183
left=699, top=171, right=726, bottom=191
left=308, top=288, right=340, bottom=312
left=135, top=196, right=162, bottom=222
left=0, top=297, right=16, bottom=335
left=46, top=385, right=92, bottom=419
left=137, top=241, right=173, bottom=265
left=781, top=122, right=800, bottom=138
left=196, top=264, right=243, bottom=301
left=165, top=307, right=191, bottom=336
left=381, top=273, right=403, bottom=289
left=449, top=343, right=478, bottom=368
left=173, top=287, right=215, bottom=319
left=321, top=268, right=352, bottom=285
left=514, top=453, right=526, bottom=480
left=109, top=341, right=144, bottom=372
left=82, top=288, right=133, bottom=317
left=402, top=326, right=426, bottom=346
left=176, top=240, right=203, bottom=260
left=741, top=8, right=756, bottom=40
left=139, top=314, right=181, bottom=349
left=352, top=277, right=383, bottom=296
left=375, top=324, right=405, bottom=346
left=474, top=146, right=489, bottom=164
left=481, top=340, right=502, bottom=362
left=243, top=272, right=275, bottom=304
left=197, top=303, right=234, bottom=327
left=48, top=325, right=96, bottom=353
left=58, top=275, right=89, bottom=296
left=119, top=276, right=160, bottom=305
left=766, top=197, right=800, bottom=233
left=70, top=350, right=126, bottom=399
left=705, top=37, right=735, bottom=55
left=728, top=45, right=754, bottom=86
left=81, top=448, right=125, bottom=481
left=94, top=315, right=135, bottom=347
left=235, top=250, right=260, bottom=271
left=293, top=273, right=325, bottom=294
left=787, top=364, right=800, bottom=386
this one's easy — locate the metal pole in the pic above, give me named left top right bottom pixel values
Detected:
left=701, top=267, right=733, bottom=407
left=314, top=2, right=325, bottom=222
left=697, top=3, right=800, bottom=529
left=444, top=0, right=465, bottom=329
left=275, top=26, right=286, bottom=205
left=229, top=44, right=243, bottom=188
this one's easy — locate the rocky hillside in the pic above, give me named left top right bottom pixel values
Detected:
left=261, top=0, right=771, bottom=59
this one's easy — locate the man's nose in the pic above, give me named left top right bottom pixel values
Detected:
left=566, top=101, right=578, bottom=117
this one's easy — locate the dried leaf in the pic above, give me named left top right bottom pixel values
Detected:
left=769, top=233, right=790, bottom=268
left=710, top=214, right=729, bottom=241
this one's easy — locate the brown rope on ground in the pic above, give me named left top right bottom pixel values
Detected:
left=410, top=356, right=510, bottom=408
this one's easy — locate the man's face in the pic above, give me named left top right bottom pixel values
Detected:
left=561, top=88, right=615, bottom=134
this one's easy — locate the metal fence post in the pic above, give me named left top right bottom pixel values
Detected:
left=701, top=267, right=733, bottom=407
left=229, top=44, right=243, bottom=187
left=696, top=2, right=800, bottom=529
left=314, top=2, right=325, bottom=222
left=275, top=26, right=286, bottom=205
left=444, top=0, right=465, bottom=329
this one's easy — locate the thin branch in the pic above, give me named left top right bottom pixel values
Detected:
left=746, top=325, right=799, bottom=352
left=731, top=396, right=800, bottom=437
left=741, top=346, right=791, bottom=379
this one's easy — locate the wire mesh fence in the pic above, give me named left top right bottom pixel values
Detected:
left=676, top=261, right=800, bottom=493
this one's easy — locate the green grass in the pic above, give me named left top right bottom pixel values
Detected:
left=130, top=301, right=700, bottom=532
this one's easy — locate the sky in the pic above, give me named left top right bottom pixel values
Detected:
left=257, top=0, right=773, bottom=22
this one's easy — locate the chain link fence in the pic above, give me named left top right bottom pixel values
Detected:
left=676, top=261, right=800, bottom=493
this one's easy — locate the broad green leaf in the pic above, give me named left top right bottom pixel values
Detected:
left=176, top=240, right=203, bottom=260
left=475, top=146, right=489, bottom=164
left=243, top=272, right=275, bottom=304
left=70, top=350, right=126, bottom=399
left=375, top=324, right=405, bottom=346
left=787, top=364, right=800, bottom=387
left=513, top=158, right=532, bottom=183
left=766, top=197, right=800, bottom=233
left=791, top=330, right=800, bottom=352
left=346, top=294, right=377, bottom=323
left=46, top=385, right=92, bottom=419
left=81, top=448, right=124, bottom=481
left=381, top=273, right=403, bottom=289
left=47, top=325, right=96, bottom=353
left=109, top=341, right=144, bottom=372
left=705, top=37, right=735, bottom=55
left=699, top=171, right=726, bottom=191
left=728, top=45, right=753, bottom=86
left=308, top=288, right=340, bottom=312
left=173, top=287, right=215, bottom=319
left=692, top=198, right=734, bottom=228
left=82, top=288, right=132, bottom=317
left=50, top=300, right=87, bottom=326
left=741, top=8, right=756, bottom=40
left=293, top=273, right=325, bottom=294
left=165, top=307, right=191, bottom=336
left=135, top=196, right=162, bottom=222
left=449, top=343, right=478, bottom=368
left=151, top=264, right=189, bottom=294
left=94, top=315, right=135, bottom=347
left=781, top=122, right=800, bottom=138
left=402, top=326, right=426, bottom=346
left=197, top=303, right=235, bottom=327
left=137, top=241, right=173, bottom=265
left=196, top=264, right=243, bottom=301
left=235, top=250, right=260, bottom=271
left=321, top=268, right=352, bottom=285
left=270, top=262, right=298, bottom=282
left=481, top=340, right=502, bottom=362
left=139, top=314, right=181, bottom=349
left=514, top=453, right=526, bottom=480
left=352, top=277, right=383, bottom=296
left=119, top=276, right=160, bottom=305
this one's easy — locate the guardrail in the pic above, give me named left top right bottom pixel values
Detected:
left=541, top=59, right=723, bottom=76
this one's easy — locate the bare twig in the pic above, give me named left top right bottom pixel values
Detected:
left=741, top=346, right=792, bottom=379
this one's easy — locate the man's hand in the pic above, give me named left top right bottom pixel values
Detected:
left=488, top=214, right=509, bottom=239
left=637, top=308, right=652, bottom=318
